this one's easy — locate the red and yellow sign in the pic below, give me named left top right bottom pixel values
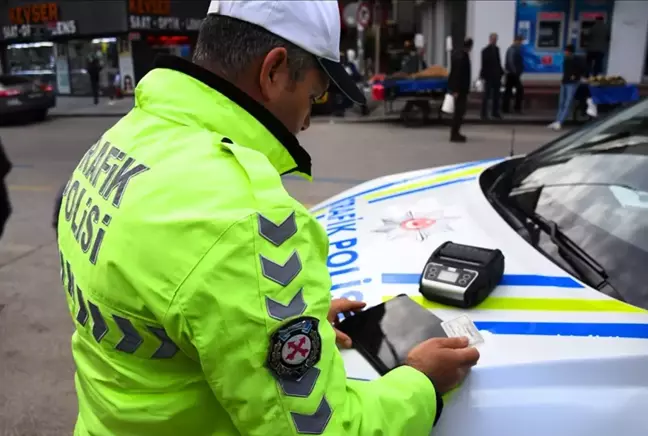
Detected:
left=129, top=0, right=171, bottom=16
left=9, top=2, right=58, bottom=25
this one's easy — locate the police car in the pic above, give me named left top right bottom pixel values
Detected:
left=310, top=98, right=648, bottom=436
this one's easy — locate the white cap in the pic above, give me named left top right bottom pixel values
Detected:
left=207, top=0, right=365, bottom=104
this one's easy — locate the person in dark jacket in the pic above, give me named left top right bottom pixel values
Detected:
left=448, top=37, right=473, bottom=142
left=479, top=33, right=504, bottom=120
left=87, top=53, right=102, bottom=105
left=401, top=43, right=427, bottom=74
left=586, top=17, right=610, bottom=77
left=401, top=42, right=431, bottom=123
left=549, top=44, right=586, bottom=131
left=502, top=35, right=525, bottom=114
left=0, top=139, right=12, bottom=241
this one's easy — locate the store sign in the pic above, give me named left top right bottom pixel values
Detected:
left=128, top=0, right=202, bottom=31
left=129, top=15, right=202, bottom=31
left=9, top=2, right=59, bottom=25
left=3, top=2, right=77, bottom=40
left=2, top=21, right=77, bottom=39
left=129, top=0, right=171, bottom=16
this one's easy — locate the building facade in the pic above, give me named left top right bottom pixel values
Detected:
left=0, top=0, right=209, bottom=95
left=415, top=0, right=648, bottom=84
left=2, top=0, right=646, bottom=94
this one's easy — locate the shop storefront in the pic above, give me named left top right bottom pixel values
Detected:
left=337, top=0, right=429, bottom=76
left=0, top=0, right=128, bottom=95
left=418, top=0, right=467, bottom=69
left=458, top=0, right=648, bottom=84
left=513, top=0, right=615, bottom=75
left=126, top=0, right=205, bottom=84
left=0, top=0, right=209, bottom=96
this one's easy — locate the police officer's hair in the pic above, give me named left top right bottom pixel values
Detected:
left=193, top=15, right=317, bottom=82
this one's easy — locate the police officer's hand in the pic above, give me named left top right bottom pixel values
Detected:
left=406, top=337, right=480, bottom=394
left=328, top=298, right=366, bottom=349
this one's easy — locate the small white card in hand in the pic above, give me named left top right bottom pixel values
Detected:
left=441, top=315, right=484, bottom=346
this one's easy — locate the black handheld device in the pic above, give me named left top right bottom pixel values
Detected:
left=419, top=241, right=505, bottom=308
left=337, top=295, right=447, bottom=375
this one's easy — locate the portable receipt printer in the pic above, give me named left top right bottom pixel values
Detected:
left=419, top=241, right=505, bottom=308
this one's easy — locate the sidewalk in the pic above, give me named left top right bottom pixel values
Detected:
left=50, top=96, right=581, bottom=126
left=50, top=96, right=134, bottom=117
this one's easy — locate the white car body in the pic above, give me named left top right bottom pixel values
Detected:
left=309, top=158, right=648, bottom=436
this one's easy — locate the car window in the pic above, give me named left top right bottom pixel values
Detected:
left=512, top=102, right=648, bottom=309
left=0, top=75, right=32, bottom=87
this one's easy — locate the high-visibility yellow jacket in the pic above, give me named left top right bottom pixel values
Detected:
left=57, top=55, right=440, bottom=436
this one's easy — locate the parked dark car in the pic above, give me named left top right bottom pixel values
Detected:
left=0, top=75, right=56, bottom=122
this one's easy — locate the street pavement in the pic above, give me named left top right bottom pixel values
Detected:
left=0, top=117, right=564, bottom=435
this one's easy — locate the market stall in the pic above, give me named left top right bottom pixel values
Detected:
left=371, top=65, right=449, bottom=127
left=581, top=75, right=641, bottom=118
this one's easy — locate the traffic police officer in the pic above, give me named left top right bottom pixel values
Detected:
left=56, top=1, right=480, bottom=435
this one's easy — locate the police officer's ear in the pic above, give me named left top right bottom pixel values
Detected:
left=259, top=47, right=292, bottom=101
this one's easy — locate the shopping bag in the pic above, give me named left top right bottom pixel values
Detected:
left=586, top=97, right=598, bottom=117
left=441, top=93, right=455, bottom=114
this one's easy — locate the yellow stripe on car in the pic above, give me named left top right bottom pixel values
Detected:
left=383, top=295, right=646, bottom=313
left=308, top=165, right=490, bottom=216
left=364, top=167, right=486, bottom=201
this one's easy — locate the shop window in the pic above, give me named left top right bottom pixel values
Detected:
left=54, top=43, right=71, bottom=94
left=5, top=42, right=56, bottom=87
left=67, top=38, right=119, bottom=96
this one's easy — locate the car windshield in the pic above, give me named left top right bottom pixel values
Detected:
left=508, top=98, right=648, bottom=309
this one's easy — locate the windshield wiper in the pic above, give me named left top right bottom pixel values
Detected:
left=525, top=212, right=614, bottom=292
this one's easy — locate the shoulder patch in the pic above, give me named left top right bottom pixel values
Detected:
left=267, top=316, right=322, bottom=380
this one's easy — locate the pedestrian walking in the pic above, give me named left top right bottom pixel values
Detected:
left=586, top=16, right=610, bottom=77
left=0, top=138, right=12, bottom=240
left=448, top=37, right=474, bottom=142
left=502, top=35, right=525, bottom=114
left=479, top=33, right=504, bottom=120
left=56, top=1, right=480, bottom=435
left=86, top=52, right=101, bottom=105
left=549, top=44, right=586, bottom=131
